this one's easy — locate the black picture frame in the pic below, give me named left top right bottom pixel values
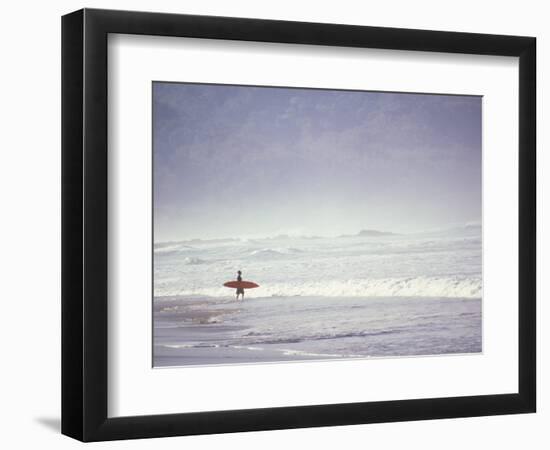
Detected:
left=61, top=8, right=536, bottom=442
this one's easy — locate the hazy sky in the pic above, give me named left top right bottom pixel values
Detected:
left=153, top=82, right=481, bottom=242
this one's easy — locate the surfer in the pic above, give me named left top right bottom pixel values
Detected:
left=236, top=270, right=245, bottom=300
left=223, top=275, right=258, bottom=299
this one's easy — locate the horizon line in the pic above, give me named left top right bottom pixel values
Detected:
left=154, top=223, right=481, bottom=246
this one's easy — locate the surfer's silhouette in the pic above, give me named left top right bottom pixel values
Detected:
left=236, top=270, right=245, bottom=300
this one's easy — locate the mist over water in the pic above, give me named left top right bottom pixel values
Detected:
left=153, top=83, right=481, bottom=242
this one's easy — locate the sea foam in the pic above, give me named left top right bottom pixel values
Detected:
left=154, top=275, right=481, bottom=299
left=154, top=228, right=482, bottom=299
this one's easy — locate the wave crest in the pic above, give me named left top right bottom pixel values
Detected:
left=248, top=247, right=304, bottom=258
left=155, top=275, right=481, bottom=299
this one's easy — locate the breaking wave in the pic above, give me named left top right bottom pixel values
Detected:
left=182, top=257, right=206, bottom=265
left=248, top=247, right=304, bottom=258
left=154, top=244, right=195, bottom=254
left=155, top=275, right=481, bottom=299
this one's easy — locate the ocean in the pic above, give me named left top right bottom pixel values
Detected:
left=153, top=225, right=482, bottom=367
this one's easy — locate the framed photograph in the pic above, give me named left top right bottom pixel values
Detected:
left=61, top=8, right=536, bottom=442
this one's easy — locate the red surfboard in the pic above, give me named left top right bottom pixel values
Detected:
left=223, top=281, right=259, bottom=289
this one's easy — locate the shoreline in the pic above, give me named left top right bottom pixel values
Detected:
left=153, top=295, right=482, bottom=367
